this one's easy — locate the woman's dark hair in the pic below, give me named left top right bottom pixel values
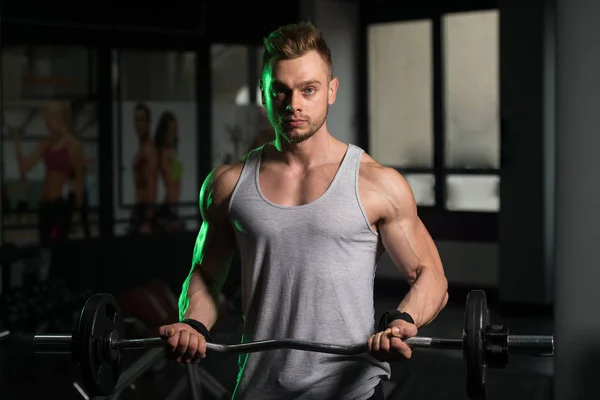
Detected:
left=154, top=111, right=178, bottom=149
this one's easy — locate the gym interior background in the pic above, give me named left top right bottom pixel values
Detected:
left=0, top=1, right=597, bottom=399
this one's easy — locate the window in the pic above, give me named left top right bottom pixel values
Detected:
left=113, top=49, right=199, bottom=236
left=211, top=45, right=272, bottom=168
left=367, top=20, right=435, bottom=207
left=1, top=46, right=100, bottom=245
left=362, top=5, right=499, bottom=240
left=443, top=10, right=499, bottom=213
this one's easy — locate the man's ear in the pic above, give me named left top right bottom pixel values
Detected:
left=328, top=76, right=339, bottom=106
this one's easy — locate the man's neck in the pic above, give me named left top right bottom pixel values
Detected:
left=274, top=128, right=337, bottom=168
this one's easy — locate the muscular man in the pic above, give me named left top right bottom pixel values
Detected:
left=130, top=103, right=158, bottom=234
left=160, top=22, right=448, bottom=400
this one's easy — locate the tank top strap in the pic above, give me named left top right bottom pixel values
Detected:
left=331, top=144, right=364, bottom=194
left=228, top=146, right=264, bottom=214
left=344, top=144, right=364, bottom=172
left=239, top=146, right=263, bottom=184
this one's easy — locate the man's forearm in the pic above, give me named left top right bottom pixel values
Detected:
left=396, top=266, right=448, bottom=328
left=178, top=269, right=221, bottom=330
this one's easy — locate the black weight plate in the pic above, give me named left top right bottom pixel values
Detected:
left=73, top=293, right=124, bottom=397
left=463, top=290, right=489, bottom=399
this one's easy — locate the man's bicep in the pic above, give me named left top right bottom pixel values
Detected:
left=377, top=169, right=439, bottom=281
left=192, top=213, right=236, bottom=288
left=379, top=214, right=424, bottom=282
left=193, top=163, right=241, bottom=285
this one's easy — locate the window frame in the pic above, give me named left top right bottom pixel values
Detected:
left=113, top=49, right=201, bottom=212
left=358, top=2, right=500, bottom=242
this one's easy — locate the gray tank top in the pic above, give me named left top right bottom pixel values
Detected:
left=228, top=144, right=391, bottom=400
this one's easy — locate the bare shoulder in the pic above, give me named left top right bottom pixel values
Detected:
left=359, top=153, right=410, bottom=190
left=213, top=162, right=244, bottom=193
left=358, top=152, right=417, bottom=214
left=200, top=161, right=244, bottom=215
left=201, top=146, right=265, bottom=216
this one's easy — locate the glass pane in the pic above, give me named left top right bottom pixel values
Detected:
left=404, top=173, right=435, bottom=206
left=3, top=46, right=94, bottom=100
left=367, top=20, right=433, bottom=168
left=234, top=46, right=263, bottom=107
left=114, top=50, right=199, bottom=236
left=119, top=51, right=196, bottom=101
left=443, top=10, right=500, bottom=168
left=250, top=47, right=273, bottom=150
left=2, top=46, right=100, bottom=246
left=212, top=44, right=271, bottom=168
left=445, top=174, right=499, bottom=212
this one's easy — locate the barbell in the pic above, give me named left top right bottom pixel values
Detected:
left=32, top=290, right=554, bottom=399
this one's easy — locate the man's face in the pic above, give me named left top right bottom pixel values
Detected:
left=262, top=50, right=338, bottom=144
left=134, top=108, right=150, bottom=137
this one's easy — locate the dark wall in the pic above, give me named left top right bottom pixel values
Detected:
left=498, top=0, right=554, bottom=305
left=51, top=233, right=197, bottom=298
left=1, top=1, right=301, bottom=46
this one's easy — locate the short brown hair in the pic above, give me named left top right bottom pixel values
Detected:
left=261, top=21, right=333, bottom=78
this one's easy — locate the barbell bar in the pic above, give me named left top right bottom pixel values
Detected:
left=31, top=290, right=554, bottom=400
left=33, top=332, right=551, bottom=356
left=34, top=334, right=465, bottom=354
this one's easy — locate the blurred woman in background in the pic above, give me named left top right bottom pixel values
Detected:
left=12, top=101, right=85, bottom=245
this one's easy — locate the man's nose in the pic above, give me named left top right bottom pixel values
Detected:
left=286, top=92, right=303, bottom=113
